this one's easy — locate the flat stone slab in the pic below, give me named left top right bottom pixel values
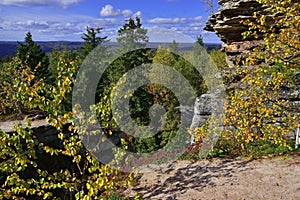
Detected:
left=0, top=119, right=49, bottom=133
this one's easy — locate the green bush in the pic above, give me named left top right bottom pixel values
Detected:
left=0, top=52, right=136, bottom=199
left=209, top=50, right=227, bottom=69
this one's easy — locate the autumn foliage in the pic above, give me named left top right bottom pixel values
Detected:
left=222, top=0, right=300, bottom=154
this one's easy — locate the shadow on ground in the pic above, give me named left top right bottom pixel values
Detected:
left=131, top=159, right=253, bottom=199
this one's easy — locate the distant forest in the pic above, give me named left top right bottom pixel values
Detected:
left=0, top=41, right=221, bottom=59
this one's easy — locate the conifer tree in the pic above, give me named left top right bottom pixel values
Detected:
left=16, top=32, right=51, bottom=83
left=169, top=40, right=179, bottom=53
left=117, top=17, right=149, bottom=51
left=196, top=35, right=204, bottom=47
left=79, top=26, right=108, bottom=57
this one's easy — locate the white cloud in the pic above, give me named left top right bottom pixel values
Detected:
left=193, top=16, right=203, bottom=21
left=0, top=10, right=98, bottom=40
left=0, top=7, right=130, bottom=41
left=147, top=26, right=194, bottom=43
left=202, top=30, right=221, bottom=43
left=122, top=9, right=132, bottom=17
left=189, top=22, right=204, bottom=27
left=132, top=11, right=142, bottom=18
left=145, top=14, right=222, bottom=43
left=148, top=16, right=203, bottom=24
left=0, top=3, right=220, bottom=43
left=0, top=0, right=82, bottom=8
left=16, top=20, right=49, bottom=29
left=100, top=4, right=133, bottom=17
left=100, top=4, right=120, bottom=17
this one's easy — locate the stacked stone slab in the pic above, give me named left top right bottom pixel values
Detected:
left=204, top=0, right=268, bottom=67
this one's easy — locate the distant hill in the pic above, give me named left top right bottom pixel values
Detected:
left=0, top=42, right=19, bottom=59
left=0, top=41, right=221, bottom=59
left=0, top=41, right=83, bottom=59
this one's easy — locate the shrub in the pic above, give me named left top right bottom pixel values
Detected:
left=0, top=53, right=136, bottom=199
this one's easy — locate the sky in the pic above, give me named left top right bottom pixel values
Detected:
left=0, top=0, right=221, bottom=43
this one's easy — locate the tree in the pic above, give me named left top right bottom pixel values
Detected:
left=196, top=35, right=204, bottom=47
left=205, top=0, right=214, bottom=16
left=49, top=46, right=78, bottom=81
left=16, top=32, right=51, bottom=84
left=0, top=57, right=22, bottom=114
left=204, top=0, right=221, bottom=16
left=49, top=46, right=79, bottom=112
left=78, top=26, right=108, bottom=57
left=117, top=17, right=149, bottom=51
left=169, top=40, right=179, bottom=53
left=95, top=18, right=150, bottom=142
left=95, top=18, right=150, bottom=153
left=0, top=49, right=136, bottom=199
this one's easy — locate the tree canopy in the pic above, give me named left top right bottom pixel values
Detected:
left=78, top=26, right=108, bottom=57
left=16, top=32, right=51, bottom=84
left=117, top=17, right=149, bottom=51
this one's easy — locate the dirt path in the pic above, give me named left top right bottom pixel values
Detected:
left=124, top=155, right=300, bottom=200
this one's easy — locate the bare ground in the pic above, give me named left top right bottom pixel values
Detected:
left=1, top=119, right=299, bottom=200
left=124, top=154, right=300, bottom=200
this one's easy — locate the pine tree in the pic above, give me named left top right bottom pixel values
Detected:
left=16, top=32, right=51, bottom=83
left=169, top=40, right=179, bottom=53
left=196, top=35, right=204, bottom=47
left=79, top=26, right=108, bottom=57
left=117, top=17, right=149, bottom=51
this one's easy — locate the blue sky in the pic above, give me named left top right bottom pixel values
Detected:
left=0, top=0, right=221, bottom=43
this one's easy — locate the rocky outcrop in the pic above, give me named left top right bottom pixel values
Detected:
left=180, top=85, right=225, bottom=146
left=204, top=0, right=267, bottom=43
left=0, top=119, right=72, bottom=146
left=190, top=91, right=225, bottom=146
left=222, top=40, right=263, bottom=66
left=205, top=0, right=300, bottom=142
left=205, top=0, right=260, bottom=43
left=204, top=0, right=268, bottom=67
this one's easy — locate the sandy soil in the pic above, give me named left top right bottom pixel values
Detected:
left=2, top=119, right=299, bottom=199
left=124, top=155, right=300, bottom=200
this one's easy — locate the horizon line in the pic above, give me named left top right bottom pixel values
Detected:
left=0, top=40, right=223, bottom=45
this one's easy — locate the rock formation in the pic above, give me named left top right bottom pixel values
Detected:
left=204, top=0, right=268, bottom=66
left=189, top=89, right=225, bottom=141
left=204, top=0, right=300, bottom=141
left=205, top=0, right=265, bottom=43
